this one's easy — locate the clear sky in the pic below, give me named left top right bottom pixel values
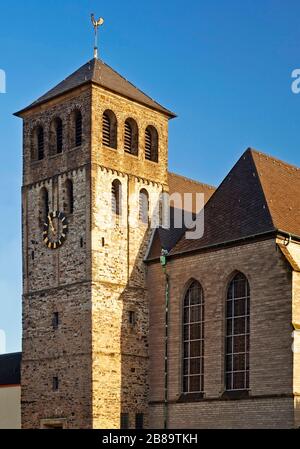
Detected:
left=1, top=0, right=300, bottom=353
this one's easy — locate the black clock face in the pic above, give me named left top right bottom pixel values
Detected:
left=43, top=211, right=68, bottom=249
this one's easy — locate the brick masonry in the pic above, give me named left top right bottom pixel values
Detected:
left=147, top=238, right=300, bottom=428
left=19, top=66, right=300, bottom=429
left=20, top=80, right=170, bottom=428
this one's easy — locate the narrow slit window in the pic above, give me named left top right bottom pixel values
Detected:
left=139, top=189, right=149, bottom=224
left=112, top=179, right=122, bottom=216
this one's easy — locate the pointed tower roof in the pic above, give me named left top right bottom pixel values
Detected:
left=15, top=58, right=176, bottom=118
left=167, top=148, right=300, bottom=256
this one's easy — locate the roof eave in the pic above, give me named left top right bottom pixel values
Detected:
left=14, top=80, right=92, bottom=117
left=14, top=80, right=177, bottom=119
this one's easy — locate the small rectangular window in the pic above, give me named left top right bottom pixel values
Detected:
left=129, top=311, right=136, bottom=326
left=135, top=413, right=144, bottom=429
left=52, top=312, right=59, bottom=329
left=52, top=376, right=59, bottom=391
left=120, top=413, right=129, bottom=429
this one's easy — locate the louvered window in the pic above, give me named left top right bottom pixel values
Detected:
left=124, top=121, right=132, bottom=153
left=37, top=127, right=44, bottom=160
left=56, top=119, right=63, bottom=153
left=102, top=113, right=111, bottom=147
left=75, top=111, right=82, bottom=147
left=145, top=128, right=152, bottom=160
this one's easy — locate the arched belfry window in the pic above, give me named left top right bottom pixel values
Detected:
left=64, top=179, right=74, bottom=215
left=39, top=187, right=49, bottom=225
left=70, top=109, right=82, bottom=148
left=32, top=126, right=44, bottom=161
left=225, top=272, right=250, bottom=391
left=102, top=110, right=117, bottom=149
left=145, top=126, right=158, bottom=162
left=182, top=280, right=204, bottom=393
left=37, top=127, right=44, bottom=160
left=112, top=179, right=122, bottom=216
left=55, top=118, right=63, bottom=153
left=124, top=118, right=138, bottom=155
left=50, top=118, right=63, bottom=155
left=139, top=189, right=149, bottom=224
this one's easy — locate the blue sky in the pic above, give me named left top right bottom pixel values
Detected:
left=1, top=0, right=300, bottom=353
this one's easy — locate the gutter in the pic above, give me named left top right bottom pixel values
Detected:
left=146, top=229, right=282, bottom=264
left=160, top=249, right=169, bottom=429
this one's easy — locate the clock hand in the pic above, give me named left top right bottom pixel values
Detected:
left=48, top=214, right=56, bottom=235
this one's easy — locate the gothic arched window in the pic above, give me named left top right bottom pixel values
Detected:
left=225, top=272, right=250, bottom=391
left=145, top=125, right=158, bottom=162
left=102, top=110, right=117, bottom=149
left=112, top=179, right=122, bottom=216
left=139, top=189, right=149, bottom=224
left=182, top=280, right=204, bottom=393
left=64, top=179, right=74, bottom=215
left=124, top=118, right=138, bottom=155
left=39, top=187, right=49, bottom=225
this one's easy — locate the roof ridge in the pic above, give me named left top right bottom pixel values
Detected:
left=248, top=147, right=300, bottom=172
left=248, top=150, right=276, bottom=231
left=97, top=59, right=173, bottom=114
left=168, top=171, right=215, bottom=189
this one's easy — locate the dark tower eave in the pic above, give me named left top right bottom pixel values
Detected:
left=14, top=58, right=177, bottom=119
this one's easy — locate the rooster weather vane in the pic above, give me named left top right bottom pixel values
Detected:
left=91, top=14, right=104, bottom=59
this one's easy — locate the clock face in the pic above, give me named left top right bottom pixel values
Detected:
left=43, top=211, right=68, bottom=249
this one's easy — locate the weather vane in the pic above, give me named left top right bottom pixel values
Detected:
left=91, top=14, right=104, bottom=59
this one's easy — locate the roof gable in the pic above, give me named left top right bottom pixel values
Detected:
left=16, top=58, right=176, bottom=118
left=251, top=150, right=300, bottom=237
left=170, top=149, right=275, bottom=256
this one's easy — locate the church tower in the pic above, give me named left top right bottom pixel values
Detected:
left=16, top=51, right=175, bottom=427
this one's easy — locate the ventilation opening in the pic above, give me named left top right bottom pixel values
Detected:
left=75, top=112, right=82, bottom=147
left=37, top=128, right=44, bottom=160
left=56, top=120, right=63, bottom=153
left=52, top=376, right=59, bottom=391
left=52, top=312, right=59, bottom=330
left=102, top=113, right=111, bottom=147
left=145, top=129, right=152, bottom=160
left=124, top=122, right=132, bottom=153
left=129, top=311, right=136, bottom=326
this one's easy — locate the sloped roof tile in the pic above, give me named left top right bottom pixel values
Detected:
left=15, top=58, right=176, bottom=118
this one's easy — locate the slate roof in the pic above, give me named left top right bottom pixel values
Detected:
left=15, top=58, right=176, bottom=118
left=168, top=172, right=215, bottom=213
left=170, top=148, right=300, bottom=256
left=0, top=352, right=21, bottom=385
left=146, top=174, right=216, bottom=259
